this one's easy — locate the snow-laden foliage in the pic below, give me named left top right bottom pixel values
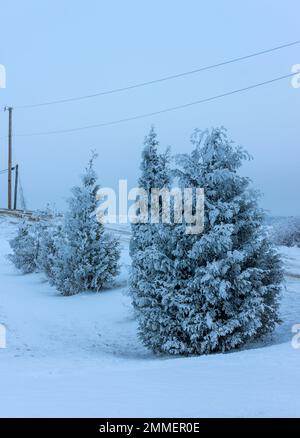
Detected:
left=130, top=127, right=171, bottom=314
left=130, top=126, right=170, bottom=255
left=131, top=127, right=283, bottom=356
left=36, top=221, right=62, bottom=279
left=9, top=210, right=59, bottom=276
left=272, top=217, right=300, bottom=248
left=9, top=219, right=39, bottom=274
left=50, top=154, right=121, bottom=296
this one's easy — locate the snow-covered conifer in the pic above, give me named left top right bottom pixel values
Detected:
left=130, top=126, right=170, bottom=254
left=129, top=127, right=172, bottom=318
left=50, top=154, right=120, bottom=295
left=9, top=219, right=39, bottom=274
left=9, top=209, right=60, bottom=277
left=132, top=127, right=283, bottom=355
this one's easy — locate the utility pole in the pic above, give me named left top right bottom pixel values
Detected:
left=14, top=164, right=19, bottom=210
left=4, top=106, right=13, bottom=210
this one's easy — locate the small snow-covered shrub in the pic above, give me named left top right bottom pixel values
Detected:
left=272, top=217, right=300, bottom=248
left=9, top=211, right=59, bottom=275
left=50, top=154, right=121, bottom=296
left=9, top=220, right=38, bottom=274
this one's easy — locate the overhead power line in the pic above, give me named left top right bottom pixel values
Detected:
left=13, top=39, right=300, bottom=109
left=0, top=167, right=15, bottom=174
left=11, top=72, right=296, bottom=138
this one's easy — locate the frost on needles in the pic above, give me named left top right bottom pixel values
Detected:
left=130, top=127, right=283, bottom=356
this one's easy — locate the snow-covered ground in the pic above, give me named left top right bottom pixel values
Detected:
left=0, top=215, right=300, bottom=418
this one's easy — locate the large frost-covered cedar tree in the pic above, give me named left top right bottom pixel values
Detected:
left=130, top=127, right=283, bottom=356
left=50, top=153, right=121, bottom=295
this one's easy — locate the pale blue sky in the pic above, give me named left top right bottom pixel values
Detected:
left=0, top=0, right=299, bottom=215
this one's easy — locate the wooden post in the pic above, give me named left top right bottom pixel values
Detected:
left=14, top=164, right=19, bottom=210
left=5, top=107, right=13, bottom=210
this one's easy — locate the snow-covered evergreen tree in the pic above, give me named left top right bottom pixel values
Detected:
left=9, top=219, right=38, bottom=274
left=129, top=127, right=171, bottom=319
left=50, top=154, right=120, bottom=296
left=130, top=126, right=170, bottom=255
left=132, top=127, right=283, bottom=355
